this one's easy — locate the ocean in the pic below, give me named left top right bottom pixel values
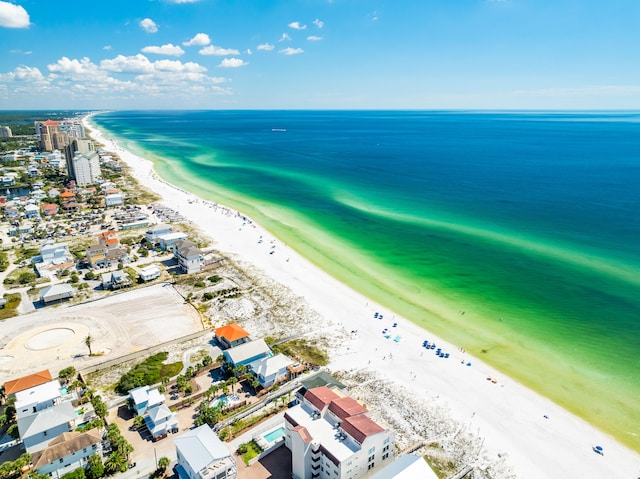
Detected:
left=91, top=110, right=640, bottom=450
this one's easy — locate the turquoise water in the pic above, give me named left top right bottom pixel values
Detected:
left=263, top=426, right=286, bottom=443
left=91, top=111, right=640, bottom=450
left=212, top=396, right=228, bottom=408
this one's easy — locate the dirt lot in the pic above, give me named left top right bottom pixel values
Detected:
left=0, top=283, right=204, bottom=381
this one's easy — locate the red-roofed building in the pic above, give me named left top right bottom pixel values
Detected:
left=214, top=323, right=251, bottom=349
left=284, top=386, right=395, bottom=478
left=327, top=396, right=368, bottom=421
left=41, top=203, right=59, bottom=216
left=303, top=386, right=340, bottom=413
left=4, top=370, right=53, bottom=396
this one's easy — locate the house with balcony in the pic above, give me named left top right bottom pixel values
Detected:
left=222, top=339, right=272, bottom=369
left=284, top=386, right=395, bottom=479
left=247, top=353, right=295, bottom=389
left=4, top=370, right=53, bottom=398
left=144, top=403, right=178, bottom=441
left=214, top=323, right=251, bottom=350
left=17, top=401, right=76, bottom=453
left=146, top=224, right=173, bottom=244
left=86, top=230, right=128, bottom=267
left=31, top=429, right=103, bottom=479
left=129, top=386, right=165, bottom=416
left=174, top=424, right=237, bottom=479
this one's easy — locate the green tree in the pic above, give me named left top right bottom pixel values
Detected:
left=86, top=453, right=104, bottom=479
left=157, top=457, right=170, bottom=474
left=133, top=415, right=145, bottom=429
left=17, top=271, right=36, bottom=284
left=201, top=355, right=213, bottom=367
left=60, top=468, right=86, bottom=479
left=58, top=366, right=77, bottom=384
left=85, top=335, right=93, bottom=355
left=91, top=395, right=108, bottom=420
left=227, top=377, right=238, bottom=395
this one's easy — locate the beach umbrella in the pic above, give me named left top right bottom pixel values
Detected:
left=595, top=445, right=603, bottom=451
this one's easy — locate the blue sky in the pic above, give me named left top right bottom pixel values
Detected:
left=1, top=0, right=639, bottom=110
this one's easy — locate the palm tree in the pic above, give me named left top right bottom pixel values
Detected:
left=227, top=377, right=238, bottom=396
left=85, top=335, right=93, bottom=356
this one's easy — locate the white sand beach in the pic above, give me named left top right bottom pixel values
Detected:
left=86, top=116, right=640, bottom=479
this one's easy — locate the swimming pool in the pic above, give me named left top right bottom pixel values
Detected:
left=263, top=426, right=285, bottom=443
left=211, top=396, right=228, bottom=408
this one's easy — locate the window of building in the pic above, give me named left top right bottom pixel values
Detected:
left=368, top=446, right=375, bottom=454
left=368, top=463, right=375, bottom=470
left=383, top=437, right=390, bottom=444
left=382, top=453, right=389, bottom=460
left=368, top=455, right=375, bottom=462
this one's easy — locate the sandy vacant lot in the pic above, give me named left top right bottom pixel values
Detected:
left=0, top=283, right=203, bottom=380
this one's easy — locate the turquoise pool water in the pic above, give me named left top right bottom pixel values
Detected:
left=211, top=396, right=228, bottom=408
left=263, top=426, right=285, bottom=443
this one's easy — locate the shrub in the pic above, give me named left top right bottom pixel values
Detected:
left=194, top=281, right=205, bottom=288
left=202, top=292, right=214, bottom=301
left=116, top=352, right=181, bottom=393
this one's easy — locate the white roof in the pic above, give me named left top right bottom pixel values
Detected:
left=129, top=386, right=165, bottom=407
left=140, top=265, right=160, bottom=275
left=17, top=401, right=76, bottom=437
left=147, top=224, right=171, bottom=233
left=248, top=353, right=294, bottom=378
left=369, top=454, right=439, bottom=479
left=40, top=284, right=75, bottom=299
left=174, top=425, right=231, bottom=472
left=158, top=232, right=187, bottom=241
left=147, top=403, right=174, bottom=423
left=15, top=380, right=62, bottom=410
left=286, top=403, right=359, bottom=462
left=225, top=339, right=271, bottom=365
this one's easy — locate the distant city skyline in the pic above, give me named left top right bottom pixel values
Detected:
left=1, top=0, right=639, bottom=110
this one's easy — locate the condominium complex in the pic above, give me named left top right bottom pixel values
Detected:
left=72, top=151, right=101, bottom=186
left=284, top=386, right=395, bottom=479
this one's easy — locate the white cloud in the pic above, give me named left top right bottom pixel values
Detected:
left=257, top=43, right=274, bottom=51
left=0, top=1, right=30, bottom=28
left=288, top=21, right=307, bottom=30
left=103, top=45, right=112, bottom=50
left=307, top=36, right=323, bottom=41
left=183, top=33, right=210, bottom=46
left=154, top=59, right=206, bottom=73
left=279, top=33, right=291, bottom=42
left=101, top=54, right=154, bottom=74
left=279, top=47, right=304, bottom=55
left=0, top=65, right=45, bottom=82
left=48, top=57, right=102, bottom=78
left=167, top=0, right=200, bottom=3
left=313, top=18, right=324, bottom=29
left=199, top=45, right=240, bottom=56
left=218, top=58, right=247, bottom=68
left=142, top=43, right=185, bottom=56
left=246, top=49, right=252, bottom=55
left=139, top=18, right=158, bottom=33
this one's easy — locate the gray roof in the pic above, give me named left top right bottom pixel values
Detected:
left=17, top=401, right=75, bottom=438
left=147, top=403, right=173, bottom=423
left=300, top=371, right=346, bottom=391
left=225, top=339, right=271, bottom=365
left=174, top=425, right=231, bottom=472
left=40, top=284, right=75, bottom=300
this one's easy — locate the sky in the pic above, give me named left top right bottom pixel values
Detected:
left=1, top=0, right=639, bottom=110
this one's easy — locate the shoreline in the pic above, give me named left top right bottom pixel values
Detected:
left=85, top=114, right=640, bottom=478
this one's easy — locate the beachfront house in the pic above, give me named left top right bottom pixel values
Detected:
left=214, top=323, right=251, bottom=350
left=247, top=353, right=295, bottom=389
left=139, top=264, right=161, bottom=282
left=17, top=401, right=76, bottom=453
left=4, top=370, right=53, bottom=398
left=174, top=239, right=203, bottom=274
left=284, top=386, right=395, bottom=479
left=145, top=224, right=173, bottom=244
left=174, top=424, right=237, bottom=479
left=39, top=284, right=76, bottom=304
left=158, top=232, right=188, bottom=251
left=129, top=385, right=165, bottom=416
left=144, top=403, right=179, bottom=440
left=31, top=429, right=103, bottom=479
left=100, top=270, right=132, bottom=290
left=222, top=338, right=272, bottom=369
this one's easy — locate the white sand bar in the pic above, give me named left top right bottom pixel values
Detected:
left=86, top=115, right=640, bottom=479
